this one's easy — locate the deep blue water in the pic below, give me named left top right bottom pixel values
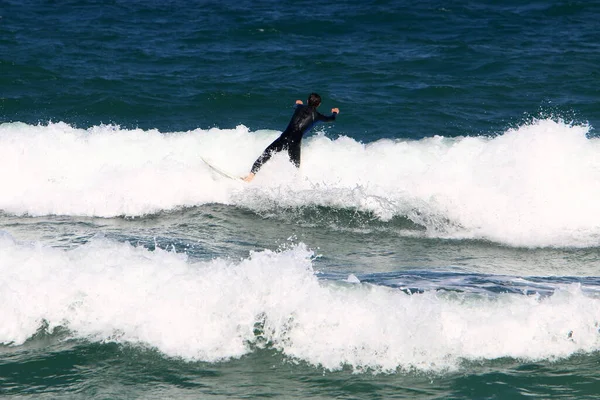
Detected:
left=3, top=0, right=599, bottom=139
left=2, top=1, right=600, bottom=399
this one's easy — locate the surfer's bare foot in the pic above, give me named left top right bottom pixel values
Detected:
left=242, top=173, right=255, bottom=182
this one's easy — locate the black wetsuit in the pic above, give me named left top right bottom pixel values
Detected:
left=250, top=104, right=337, bottom=174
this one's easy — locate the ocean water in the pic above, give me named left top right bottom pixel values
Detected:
left=2, top=0, right=600, bottom=398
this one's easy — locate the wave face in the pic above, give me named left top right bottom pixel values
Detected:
left=2, top=234, right=599, bottom=373
left=1, top=119, right=598, bottom=247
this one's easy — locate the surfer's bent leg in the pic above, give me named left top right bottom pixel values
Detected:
left=287, top=142, right=301, bottom=168
left=250, top=137, right=286, bottom=174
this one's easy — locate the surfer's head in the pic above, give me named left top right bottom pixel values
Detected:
left=307, top=93, right=321, bottom=108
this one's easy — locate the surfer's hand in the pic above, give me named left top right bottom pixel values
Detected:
left=295, top=100, right=303, bottom=105
left=243, top=173, right=255, bottom=182
left=332, top=108, right=339, bottom=114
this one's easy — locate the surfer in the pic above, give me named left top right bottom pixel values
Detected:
left=242, top=93, right=339, bottom=182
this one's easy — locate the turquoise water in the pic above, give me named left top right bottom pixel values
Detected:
left=2, top=1, right=600, bottom=399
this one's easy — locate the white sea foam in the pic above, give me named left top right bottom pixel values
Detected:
left=1, top=119, right=599, bottom=247
left=1, top=235, right=599, bottom=373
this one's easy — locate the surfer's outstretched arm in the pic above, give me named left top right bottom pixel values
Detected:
left=317, top=108, right=339, bottom=122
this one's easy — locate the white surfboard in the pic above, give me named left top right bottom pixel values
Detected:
left=201, top=157, right=244, bottom=182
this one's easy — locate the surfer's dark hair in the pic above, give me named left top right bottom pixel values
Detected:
left=308, top=93, right=321, bottom=107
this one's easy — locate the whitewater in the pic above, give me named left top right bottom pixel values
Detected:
left=2, top=234, right=599, bottom=374
left=1, top=119, right=598, bottom=248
